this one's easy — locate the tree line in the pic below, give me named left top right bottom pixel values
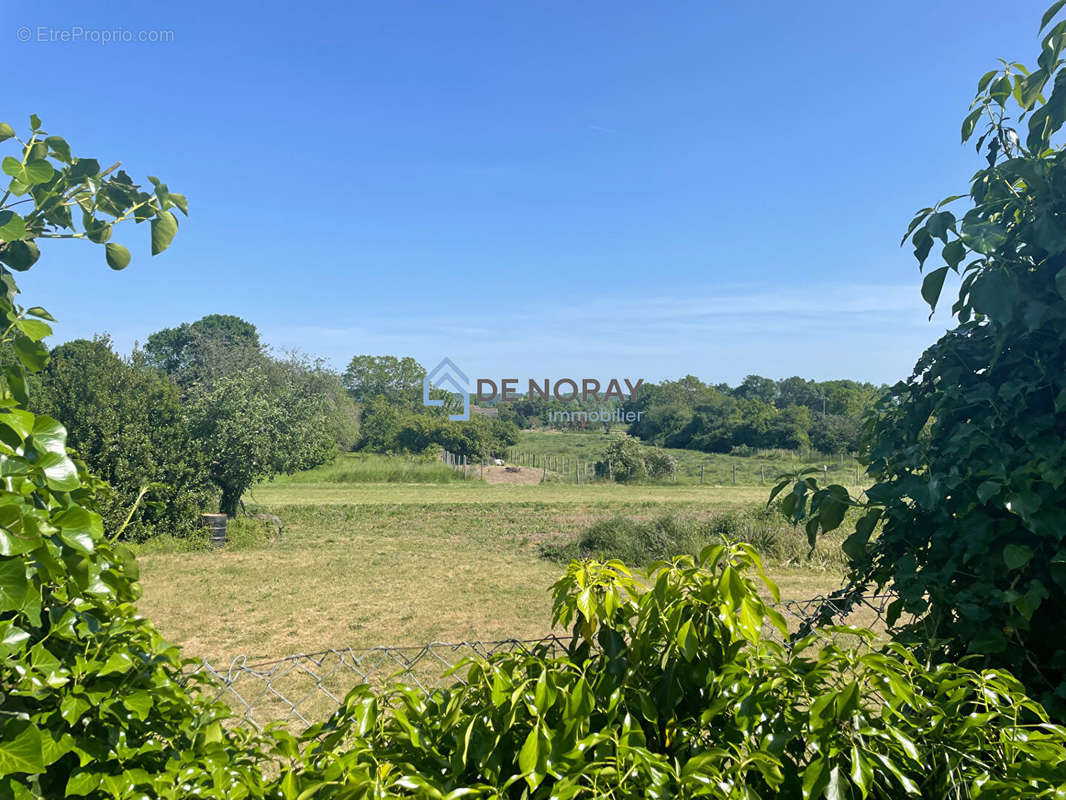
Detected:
left=21, top=314, right=358, bottom=537
left=623, top=374, right=881, bottom=454
left=345, top=355, right=882, bottom=456
left=26, top=333, right=881, bottom=539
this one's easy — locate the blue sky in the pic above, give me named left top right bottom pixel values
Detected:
left=7, top=0, right=1052, bottom=385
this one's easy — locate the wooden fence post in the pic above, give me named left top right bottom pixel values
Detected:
left=732, top=463, right=737, bottom=485
left=700, top=465, right=704, bottom=485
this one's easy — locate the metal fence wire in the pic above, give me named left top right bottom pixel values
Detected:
left=184, top=595, right=894, bottom=731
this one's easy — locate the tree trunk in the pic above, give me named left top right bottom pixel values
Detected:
left=219, top=485, right=242, bottom=517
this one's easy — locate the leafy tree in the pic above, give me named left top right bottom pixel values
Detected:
left=343, top=354, right=425, bottom=406
left=269, top=352, right=359, bottom=453
left=189, top=360, right=335, bottom=515
left=144, top=313, right=262, bottom=388
left=779, top=4, right=1066, bottom=718
left=733, top=373, right=778, bottom=405
left=358, top=394, right=404, bottom=451
left=644, top=447, right=678, bottom=479
left=776, top=375, right=819, bottom=409
left=810, top=412, right=862, bottom=454
left=596, top=433, right=648, bottom=482
left=35, top=337, right=212, bottom=539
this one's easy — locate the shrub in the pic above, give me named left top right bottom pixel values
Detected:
left=35, top=337, right=213, bottom=540
left=594, top=433, right=648, bottom=482
left=287, top=546, right=1066, bottom=798
left=541, top=508, right=845, bottom=569
left=779, top=5, right=1066, bottom=718
left=644, top=447, right=678, bottom=478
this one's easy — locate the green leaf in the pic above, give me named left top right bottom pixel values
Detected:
left=850, top=746, right=873, bottom=799
left=42, top=456, right=79, bottom=492
left=68, top=158, right=100, bottom=180
left=0, top=621, right=29, bottom=659
left=1, top=157, right=22, bottom=179
left=169, top=192, right=189, bottom=215
left=12, top=337, right=48, bottom=371
left=0, top=409, right=34, bottom=441
left=1042, top=0, right=1066, bottom=31
left=54, top=507, right=101, bottom=555
left=0, top=211, right=27, bottom=242
left=44, top=136, right=71, bottom=163
left=942, top=239, right=966, bottom=268
left=25, top=307, right=55, bottom=321
left=0, top=241, right=40, bottom=271
left=991, top=75, right=1014, bottom=105
left=22, top=160, right=53, bottom=185
left=3, top=365, right=28, bottom=406
left=150, top=210, right=178, bottom=255
left=14, top=319, right=51, bottom=343
left=0, top=721, right=44, bottom=775
left=912, top=228, right=933, bottom=268
left=977, top=480, right=1002, bottom=503
left=0, top=123, right=14, bottom=143
left=801, top=756, right=829, bottom=799
left=961, top=108, right=983, bottom=141
left=104, top=243, right=131, bottom=271
left=518, top=726, right=544, bottom=790
left=1003, top=543, right=1034, bottom=569
left=0, top=558, right=29, bottom=613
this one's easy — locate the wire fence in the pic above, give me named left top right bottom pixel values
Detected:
left=183, top=593, right=895, bottom=731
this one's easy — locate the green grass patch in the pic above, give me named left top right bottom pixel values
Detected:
left=268, top=452, right=472, bottom=485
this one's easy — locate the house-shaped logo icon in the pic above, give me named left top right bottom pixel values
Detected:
left=424, top=357, right=470, bottom=421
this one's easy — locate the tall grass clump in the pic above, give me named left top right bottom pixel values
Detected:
left=541, top=505, right=846, bottom=569
left=271, top=453, right=472, bottom=484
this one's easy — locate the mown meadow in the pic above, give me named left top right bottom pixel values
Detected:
left=134, top=458, right=849, bottom=664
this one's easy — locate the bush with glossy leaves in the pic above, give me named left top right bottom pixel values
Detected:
left=773, top=2, right=1066, bottom=718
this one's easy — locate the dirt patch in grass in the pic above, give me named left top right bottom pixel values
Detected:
left=481, top=465, right=544, bottom=485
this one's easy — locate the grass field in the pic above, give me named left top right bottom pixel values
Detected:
left=269, top=453, right=465, bottom=484
left=135, top=461, right=852, bottom=667
left=510, top=429, right=863, bottom=485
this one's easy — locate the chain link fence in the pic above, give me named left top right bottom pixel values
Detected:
left=185, top=594, right=894, bottom=731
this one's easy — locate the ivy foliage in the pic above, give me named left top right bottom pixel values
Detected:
left=772, top=4, right=1066, bottom=718
left=0, top=117, right=283, bottom=798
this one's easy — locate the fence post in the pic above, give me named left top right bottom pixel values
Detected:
left=732, top=463, right=737, bottom=485
left=700, top=465, right=704, bottom=485
left=760, top=465, right=765, bottom=484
